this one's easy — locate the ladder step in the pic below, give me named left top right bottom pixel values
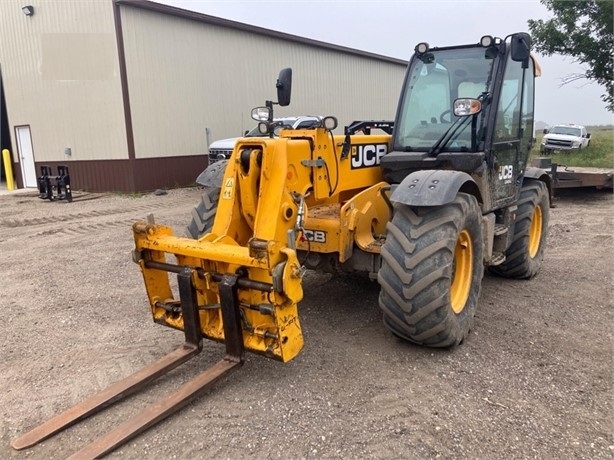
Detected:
left=489, top=252, right=506, bottom=266
left=494, top=224, right=508, bottom=236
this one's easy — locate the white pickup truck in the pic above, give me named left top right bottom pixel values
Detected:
left=540, top=124, right=591, bottom=153
left=207, top=116, right=322, bottom=164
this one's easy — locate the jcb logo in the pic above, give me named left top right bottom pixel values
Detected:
left=351, top=144, right=387, bottom=169
left=303, top=229, right=326, bottom=243
left=498, top=165, right=513, bottom=183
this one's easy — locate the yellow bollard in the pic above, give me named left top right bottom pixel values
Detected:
left=2, top=149, right=16, bottom=190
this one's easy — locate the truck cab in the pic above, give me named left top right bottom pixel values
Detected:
left=208, top=116, right=322, bottom=164
left=540, top=124, right=590, bottom=153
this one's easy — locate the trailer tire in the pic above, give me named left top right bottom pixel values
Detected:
left=186, top=187, right=220, bottom=239
left=378, top=193, right=483, bottom=347
left=490, top=180, right=549, bottom=279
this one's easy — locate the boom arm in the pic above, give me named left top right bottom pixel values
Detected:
left=133, top=123, right=392, bottom=362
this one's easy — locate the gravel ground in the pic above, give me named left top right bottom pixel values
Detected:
left=0, top=185, right=612, bottom=459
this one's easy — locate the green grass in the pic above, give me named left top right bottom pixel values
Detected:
left=530, top=125, right=614, bottom=168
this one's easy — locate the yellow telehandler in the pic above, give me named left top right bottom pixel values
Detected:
left=13, top=32, right=550, bottom=458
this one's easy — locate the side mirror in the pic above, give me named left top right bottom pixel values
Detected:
left=276, top=68, right=292, bottom=107
left=586, top=133, right=591, bottom=139
left=510, top=32, right=531, bottom=63
left=542, top=128, right=549, bottom=134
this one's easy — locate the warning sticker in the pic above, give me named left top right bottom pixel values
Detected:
left=222, top=178, right=234, bottom=199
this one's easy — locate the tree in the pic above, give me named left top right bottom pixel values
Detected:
left=528, top=0, right=613, bottom=112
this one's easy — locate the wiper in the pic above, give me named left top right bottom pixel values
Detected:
left=427, top=116, right=471, bottom=157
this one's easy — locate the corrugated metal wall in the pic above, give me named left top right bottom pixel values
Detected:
left=0, top=0, right=128, bottom=164
left=0, top=0, right=408, bottom=192
left=120, top=4, right=407, bottom=160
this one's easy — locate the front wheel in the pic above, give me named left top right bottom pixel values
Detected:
left=490, top=180, right=549, bottom=279
left=186, top=188, right=219, bottom=239
left=186, top=160, right=227, bottom=239
left=378, top=193, right=484, bottom=347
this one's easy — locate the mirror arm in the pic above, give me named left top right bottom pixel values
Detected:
left=265, top=100, right=274, bottom=122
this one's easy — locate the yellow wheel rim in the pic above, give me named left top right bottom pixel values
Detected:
left=451, top=229, right=473, bottom=314
left=528, top=205, right=543, bottom=258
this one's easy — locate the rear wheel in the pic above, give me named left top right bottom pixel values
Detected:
left=186, top=188, right=219, bottom=239
left=490, top=180, right=549, bottom=279
left=378, top=193, right=484, bottom=347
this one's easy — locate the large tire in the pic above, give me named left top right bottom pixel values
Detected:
left=195, top=160, right=228, bottom=188
left=186, top=160, right=227, bottom=239
left=378, top=193, right=484, bottom=347
left=186, top=188, right=219, bottom=239
left=490, top=180, right=549, bottom=279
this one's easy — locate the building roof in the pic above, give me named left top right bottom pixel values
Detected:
left=116, top=0, right=408, bottom=66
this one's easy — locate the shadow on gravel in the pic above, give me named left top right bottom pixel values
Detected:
left=551, top=186, right=612, bottom=204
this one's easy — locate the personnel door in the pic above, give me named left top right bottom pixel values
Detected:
left=15, top=125, right=37, bottom=187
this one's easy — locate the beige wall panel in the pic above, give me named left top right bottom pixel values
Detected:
left=120, top=5, right=406, bottom=160
left=0, top=0, right=128, bottom=163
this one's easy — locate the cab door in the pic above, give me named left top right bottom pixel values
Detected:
left=491, top=53, right=535, bottom=207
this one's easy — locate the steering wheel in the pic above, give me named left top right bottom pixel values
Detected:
left=440, top=109, right=452, bottom=124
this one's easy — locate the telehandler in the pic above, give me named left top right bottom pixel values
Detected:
left=13, top=32, right=550, bottom=457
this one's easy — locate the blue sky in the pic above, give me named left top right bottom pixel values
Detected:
left=160, top=0, right=613, bottom=126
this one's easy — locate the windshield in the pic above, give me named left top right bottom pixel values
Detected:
left=394, top=47, right=495, bottom=152
left=550, top=126, right=581, bottom=136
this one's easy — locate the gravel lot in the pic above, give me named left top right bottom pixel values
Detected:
left=0, top=185, right=612, bottom=459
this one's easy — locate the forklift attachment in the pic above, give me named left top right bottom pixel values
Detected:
left=37, top=165, right=73, bottom=202
left=12, top=268, right=244, bottom=458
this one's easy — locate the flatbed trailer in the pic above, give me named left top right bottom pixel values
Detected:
left=532, top=158, right=613, bottom=190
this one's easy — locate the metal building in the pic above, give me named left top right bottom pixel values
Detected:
left=0, top=0, right=408, bottom=192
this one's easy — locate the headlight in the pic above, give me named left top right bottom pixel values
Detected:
left=453, top=98, right=481, bottom=117
left=480, top=35, right=494, bottom=47
left=257, top=122, right=269, bottom=135
left=251, top=106, right=271, bottom=122
left=323, top=116, right=338, bottom=131
left=415, top=42, right=429, bottom=54
left=540, top=139, right=546, bottom=145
